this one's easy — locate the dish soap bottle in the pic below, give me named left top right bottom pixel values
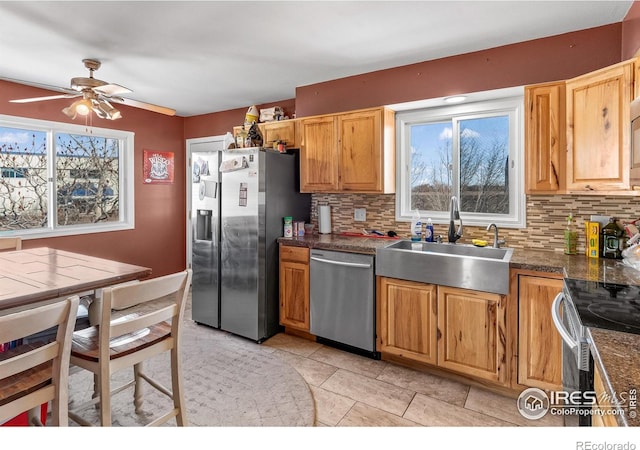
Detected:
left=411, top=210, right=422, bottom=241
left=564, top=213, right=578, bottom=255
left=424, top=218, right=434, bottom=242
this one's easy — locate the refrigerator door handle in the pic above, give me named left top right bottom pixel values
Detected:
left=310, top=256, right=372, bottom=269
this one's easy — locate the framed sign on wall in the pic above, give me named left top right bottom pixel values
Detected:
left=143, top=150, right=174, bottom=184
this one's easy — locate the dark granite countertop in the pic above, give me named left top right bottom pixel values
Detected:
left=279, top=234, right=640, bottom=286
left=588, top=328, right=640, bottom=427
left=278, top=234, right=394, bottom=255
left=279, top=235, right=640, bottom=425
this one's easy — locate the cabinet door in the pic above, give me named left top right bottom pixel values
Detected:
left=279, top=246, right=310, bottom=331
left=525, top=82, right=565, bottom=193
left=518, top=275, right=563, bottom=391
left=339, top=109, right=382, bottom=191
left=263, top=120, right=298, bottom=148
left=299, top=116, right=339, bottom=192
left=378, top=277, right=437, bottom=365
left=566, top=61, right=633, bottom=192
left=437, top=286, right=507, bottom=384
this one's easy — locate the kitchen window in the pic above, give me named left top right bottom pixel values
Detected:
left=394, top=90, right=525, bottom=228
left=0, top=114, right=134, bottom=238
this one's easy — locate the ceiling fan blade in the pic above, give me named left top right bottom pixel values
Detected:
left=0, top=76, right=78, bottom=95
left=94, top=83, right=132, bottom=96
left=111, top=97, right=176, bottom=116
left=10, top=93, right=81, bottom=103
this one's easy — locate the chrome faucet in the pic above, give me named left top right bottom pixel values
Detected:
left=486, top=223, right=506, bottom=248
left=447, top=196, right=463, bottom=243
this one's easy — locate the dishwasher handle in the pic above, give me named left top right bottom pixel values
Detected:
left=551, top=292, right=578, bottom=350
left=310, top=256, right=372, bottom=269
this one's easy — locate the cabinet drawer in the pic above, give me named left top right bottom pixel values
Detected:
left=280, top=245, right=309, bottom=263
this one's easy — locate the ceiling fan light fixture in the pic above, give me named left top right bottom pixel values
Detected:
left=92, top=99, right=122, bottom=120
left=62, top=98, right=92, bottom=119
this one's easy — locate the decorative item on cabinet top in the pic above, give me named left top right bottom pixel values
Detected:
left=233, top=118, right=299, bottom=149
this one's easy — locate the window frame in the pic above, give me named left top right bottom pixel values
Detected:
left=0, top=114, right=135, bottom=239
left=394, top=92, right=525, bottom=229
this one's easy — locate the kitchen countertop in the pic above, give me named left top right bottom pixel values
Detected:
left=588, top=327, right=640, bottom=427
left=278, top=234, right=640, bottom=426
left=279, top=234, right=640, bottom=285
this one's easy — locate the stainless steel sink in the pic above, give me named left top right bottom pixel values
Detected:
left=376, top=240, right=513, bottom=294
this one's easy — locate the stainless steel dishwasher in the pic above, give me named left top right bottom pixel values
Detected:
left=310, top=249, right=376, bottom=355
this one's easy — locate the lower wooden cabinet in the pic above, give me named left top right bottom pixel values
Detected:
left=378, top=277, right=437, bottom=365
left=437, top=286, right=508, bottom=384
left=377, top=277, right=508, bottom=386
left=517, top=273, right=563, bottom=391
left=279, top=245, right=310, bottom=331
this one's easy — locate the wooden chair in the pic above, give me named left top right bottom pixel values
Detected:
left=0, top=296, right=80, bottom=426
left=0, top=237, right=21, bottom=251
left=69, top=270, right=192, bottom=426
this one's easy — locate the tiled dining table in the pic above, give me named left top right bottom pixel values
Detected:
left=0, top=247, right=152, bottom=313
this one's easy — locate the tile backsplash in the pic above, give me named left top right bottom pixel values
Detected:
left=311, top=193, right=640, bottom=253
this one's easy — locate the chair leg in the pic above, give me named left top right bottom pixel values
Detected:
left=98, top=372, right=112, bottom=426
left=92, top=374, right=100, bottom=409
left=133, top=363, right=143, bottom=413
left=27, top=406, right=43, bottom=426
left=170, top=347, right=187, bottom=426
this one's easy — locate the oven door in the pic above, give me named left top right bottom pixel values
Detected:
left=551, top=291, right=593, bottom=426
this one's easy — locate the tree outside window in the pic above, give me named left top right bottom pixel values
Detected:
left=0, top=116, right=133, bottom=237
left=396, top=94, right=524, bottom=228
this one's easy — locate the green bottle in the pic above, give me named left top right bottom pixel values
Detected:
left=564, top=213, right=578, bottom=255
left=601, top=217, right=623, bottom=259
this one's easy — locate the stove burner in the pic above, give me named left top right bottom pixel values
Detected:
left=586, top=302, right=640, bottom=332
left=564, top=278, right=640, bottom=335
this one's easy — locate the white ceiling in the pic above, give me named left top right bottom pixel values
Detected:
left=0, top=1, right=634, bottom=117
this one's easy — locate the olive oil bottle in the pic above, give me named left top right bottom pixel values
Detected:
left=564, top=213, right=578, bottom=255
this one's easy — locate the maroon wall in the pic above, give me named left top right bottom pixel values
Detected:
left=295, top=24, right=622, bottom=117
left=0, top=80, right=186, bottom=278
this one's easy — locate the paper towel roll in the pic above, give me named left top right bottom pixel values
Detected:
left=318, top=205, right=332, bottom=234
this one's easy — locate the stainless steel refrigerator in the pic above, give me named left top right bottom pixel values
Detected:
left=190, top=139, right=223, bottom=329
left=192, top=145, right=310, bottom=342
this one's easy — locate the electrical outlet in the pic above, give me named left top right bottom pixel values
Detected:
left=354, top=208, right=366, bottom=222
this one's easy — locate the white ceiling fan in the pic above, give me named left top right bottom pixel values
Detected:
left=8, top=59, right=176, bottom=120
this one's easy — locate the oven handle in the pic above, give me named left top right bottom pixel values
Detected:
left=551, top=292, right=578, bottom=350
left=310, top=256, right=372, bottom=269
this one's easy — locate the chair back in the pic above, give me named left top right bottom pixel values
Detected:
left=0, top=237, right=21, bottom=252
left=97, top=270, right=191, bottom=362
left=0, top=296, right=79, bottom=425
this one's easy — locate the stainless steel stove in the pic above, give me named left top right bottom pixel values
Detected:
left=563, top=278, right=640, bottom=335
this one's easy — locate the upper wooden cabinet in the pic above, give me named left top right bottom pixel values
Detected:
left=566, top=60, right=634, bottom=193
left=299, top=115, right=340, bottom=191
left=525, top=82, right=566, bottom=193
left=299, top=107, right=395, bottom=193
left=525, top=58, right=638, bottom=195
left=233, top=119, right=299, bottom=149
left=262, top=120, right=299, bottom=148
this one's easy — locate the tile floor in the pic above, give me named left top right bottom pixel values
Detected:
left=262, top=332, right=565, bottom=427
